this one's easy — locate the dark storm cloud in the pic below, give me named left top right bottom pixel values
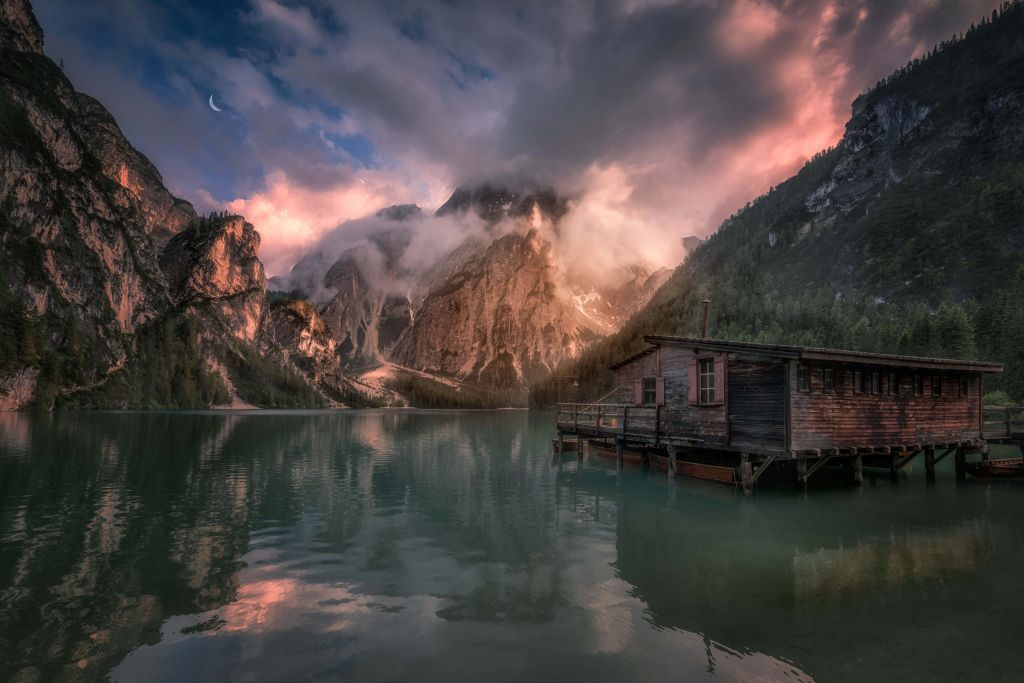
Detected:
left=31, top=0, right=1002, bottom=275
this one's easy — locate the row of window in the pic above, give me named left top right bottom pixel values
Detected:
left=796, top=365, right=970, bottom=398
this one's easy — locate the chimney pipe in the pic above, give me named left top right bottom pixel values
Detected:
left=700, top=299, right=712, bottom=339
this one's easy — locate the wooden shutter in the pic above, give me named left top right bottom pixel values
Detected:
left=714, top=355, right=726, bottom=404
left=687, top=359, right=698, bottom=405
left=633, top=379, right=643, bottom=405
left=656, top=376, right=665, bottom=405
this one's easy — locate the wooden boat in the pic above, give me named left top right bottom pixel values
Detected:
left=647, top=450, right=737, bottom=485
left=551, top=437, right=579, bottom=454
left=587, top=439, right=646, bottom=466
left=964, top=457, right=1024, bottom=480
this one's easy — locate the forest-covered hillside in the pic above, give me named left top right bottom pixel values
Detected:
left=532, top=1, right=1024, bottom=407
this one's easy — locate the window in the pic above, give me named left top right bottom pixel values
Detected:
left=913, top=375, right=924, bottom=397
left=960, top=376, right=969, bottom=397
left=699, top=358, right=716, bottom=405
left=853, top=370, right=864, bottom=394
left=932, top=374, right=942, bottom=397
left=797, top=365, right=810, bottom=392
left=888, top=373, right=898, bottom=396
left=871, top=371, right=882, bottom=395
left=823, top=367, right=835, bottom=393
left=642, top=377, right=657, bottom=405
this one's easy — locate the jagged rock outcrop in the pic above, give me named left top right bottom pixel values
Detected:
left=319, top=227, right=415, bottom=364
left=436, top=184, right=569, bottom=223
left=160, top=216, right=266, bottom=344
left=0, top=0, right=42, bottom=53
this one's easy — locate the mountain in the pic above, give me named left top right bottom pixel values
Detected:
left=0, top=0, right=666, bottom=409
left=0, top=0, right=355, bottom=409
left=273, top=184, right=672, bottom=401
left=532, top=2, right=1024, bottom=406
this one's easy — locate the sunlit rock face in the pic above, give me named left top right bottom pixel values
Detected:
left=161, top=217, right=267, bottom=345
left=392, top=228, right=599, bottom=386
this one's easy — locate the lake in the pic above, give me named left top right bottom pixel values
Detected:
left=1, top=410, right=1021, bottom=682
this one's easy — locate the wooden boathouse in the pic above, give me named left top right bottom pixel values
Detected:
left=555, top=335, right=1004, bottom=492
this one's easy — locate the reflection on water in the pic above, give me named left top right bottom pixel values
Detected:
left=0, top=410, right=1021, bottom=682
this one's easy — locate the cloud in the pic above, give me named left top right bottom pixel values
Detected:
left=34, top=0, right=1000, bottom=278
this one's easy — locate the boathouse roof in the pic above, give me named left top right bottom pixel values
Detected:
left=608, top=335, right=1004, bottom=373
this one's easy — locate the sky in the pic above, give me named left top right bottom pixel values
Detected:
left=35, top=0, right=999, bottom=277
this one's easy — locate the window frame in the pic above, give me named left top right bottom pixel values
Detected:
left=913, top=374, right=924, bottom=397
left=642, top=377, right=657, bottom=405
left=932, top=374, right=943, bottom=397
left=853, top=369, right=864, bottom=394
left=823, top=367, right=835, bottom=393
left=797, top=364, right=810, bottom=393
left=888, top=372, right=898, bottom=396
left=870, top=370, right=882, bottom=395
left=698, top=357, right=716, bottom=405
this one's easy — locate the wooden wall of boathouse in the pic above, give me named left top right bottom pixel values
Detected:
left=613, top=346, right=730, bottom=445
left=788, top=361, right=984, bottom=451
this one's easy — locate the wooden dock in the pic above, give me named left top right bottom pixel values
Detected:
left=555, top=401, right=1012, bottom=493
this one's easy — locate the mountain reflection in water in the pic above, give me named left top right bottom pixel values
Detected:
left=0, top=411, right=1021, bottom=682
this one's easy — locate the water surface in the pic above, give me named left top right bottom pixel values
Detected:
left=1, top=410, right=1021, bottom=682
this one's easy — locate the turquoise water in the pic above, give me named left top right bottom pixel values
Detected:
left=0, top=410, right=1021, bottom=682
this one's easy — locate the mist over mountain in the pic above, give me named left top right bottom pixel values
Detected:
left=271, top=183, right=673, bottom=395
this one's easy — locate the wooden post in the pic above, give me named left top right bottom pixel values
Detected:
left=740, top=453, right=753, bottom=495
left=924, top=447, right=936, bottom=482
left=889, top=453, right=898, bottom=482
left=668, top=444, right=677, bottom=479
left=623, top=406, right=629, bottom=437
left=616, top=438, right=624, bottom=469
left=955, top=446, right=966, bottom=481
left=655, top=405, right=661, bottom=446
left=852, top=454, right=863, bottom=485
left=577, top=433, right=583, bottom=457
left=796, top=458, right=808, bottom=488
left=557, top=432, right=564, bottom=455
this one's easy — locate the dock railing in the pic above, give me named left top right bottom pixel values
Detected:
left=556, top=402, right=662, bottom=440
left=983, top=404, right=1024, bottom=441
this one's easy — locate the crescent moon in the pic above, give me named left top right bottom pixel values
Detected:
left=208, top=95, right=222, bottom=112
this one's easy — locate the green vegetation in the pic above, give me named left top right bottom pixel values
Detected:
left=531, top=3, right=1024, bottom=408
left=58, top=315, right=231, bottom=409
left=388, top=371, right=527, bottom=409
left=222, top=346, right=323, bottom=408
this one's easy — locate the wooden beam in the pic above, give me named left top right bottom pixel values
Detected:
left=801, top=455, right=833, bottom=483
left=894, top=449, right=921, bottom=472
left=749, top=454, right=778, bottom=487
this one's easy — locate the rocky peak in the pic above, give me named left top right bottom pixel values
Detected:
left=375, top=203, right=422, bottom=221
left=435, top=183, right=569, bottom=223
left=0, top=0, right=43, bottom=54
left=160, top=215, right=266, bottom=344
left=75, top=94, right=196, bottom=247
